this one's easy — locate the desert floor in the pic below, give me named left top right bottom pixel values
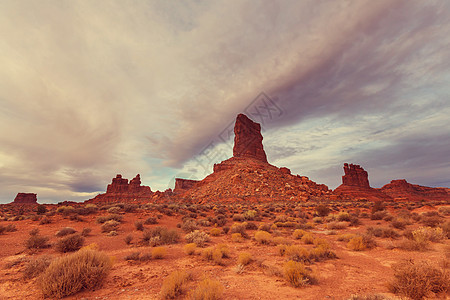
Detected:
left=0, top=201, right=449, bottom=299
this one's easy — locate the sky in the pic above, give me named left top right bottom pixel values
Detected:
left=0, top=0, right=449, bottom=203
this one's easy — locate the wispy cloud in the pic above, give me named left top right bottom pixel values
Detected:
left=0, top=0, right=449, bottom=202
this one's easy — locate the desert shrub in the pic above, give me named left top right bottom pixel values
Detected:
left=124, top=234, right=133, bottom=245
left=184, top=243, right=197, bottom=255
left=101, top=220, right=120, bottom=233
left=371, top=201, right=385, bottom=213
left=301, top=233, right=314, bottom=244
left=366, top=227, right=400, bottom=239
left=212, top=248, right=224, bottom=265
left=55, top=234, right=85, bottom=253
left=337, top=234, right=357, bottom=242
left=96, top=214, right=122, bottom=224
left=56, top=206, right=75, bottom=216
left=231, top=233, right=243, bottom=242
left=371, top=211, right=386, bottom=220
left=348, top=215, right=361, bottom=226
left=312, top=217, right=323, bottom=224
left=413, top=226, right=445, bottom=243
left=230, top=223, right=247, bottom=238
left=144, top=216, right=158, bottom=224
left=327, top=221, right=348, bottom=230
left=25, top=231, right=50, bottom=249
left=316, top=204, right=330, bottom=217
left=258, top=223, right=271, bottom=232
left=160, top=270, right=192, bottom=299
left=243, top=210, right=257, bottom=221
left=143, top=226, right=179, bottom=246
left=347, top=235, right=376, bottom=251
left=420, top=215, right=443, bottom=228
left=245, top=221, right=258, bottom=230
left=202, top=247, right=214, bottom=261
left=38, top=249, right=111, bottom=298
left=2, top=224, right=17, bottom=232
left=441, top=220, right=450, bottom=238
left=210, top=228, right=221, bottom=236
left=391, top=219, right=407, bottom=229
left=140, top=252, right=152, bottom=261
left=23, top=256, right=52, bottom=279
left=56, top=227, right=76, bottom=237
left=124, top=251, right=141, bottom=261
left=283, top=260, right=314, bottom=288
left=237, top=252, right=252, bottom=266
left=232, top=214, right=245, bottom=222
left=81, top=227, right=91, bottom=237
left=293, top=229, right=306, bottom=239
left=152, top=247, right=167, bottom=259
left=273, top=236, right=291, bottom=246
left=134, top=220, right=144, bottom=231
left=185, top=230, right=210, bottom=247
left=36, top=205, right=47, bottom=215
left=285, top=245, right=311, bottom=262
left=389, top=260, right=449, bottom=300
left=438, top=206, right=450, bottom=216
left=254, top=230, right=272, bottom=244
left=310, top=244, right=337, bottom=261
left=337, top=212, right=351, bottom=222
left=107, top=206, right=121, bottom=214
left=216, top=243, right=230, bottom=258
left=182, top=219, right=199, bottom=233
left=187, top=278, right=223, bottom=300
left=39, top=216, right=51, bottom=225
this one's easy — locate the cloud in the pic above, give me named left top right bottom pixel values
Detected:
left=0, top=0, right=449, bottom=202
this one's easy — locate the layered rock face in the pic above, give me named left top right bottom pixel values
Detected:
left=12, top=193, right=38, bottom=204
left=233, top=113, right=268, bottom=163
left=381, top=179, right=450, bottom=201
left=342, top=163, right=370, bottom=187
left=174, top=178, right=200, bottom=194
left=88, top=174, right=153, bottom=203
left=177, top=114, right=331, bottom=203
left=334, top=164, right=391, bottom=201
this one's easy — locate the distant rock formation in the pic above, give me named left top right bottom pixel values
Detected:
left=381, top=179, right=450, bottom=201
left=87, top=174, right=153, bottom=203
left=342, top=163, right=370, bottom=187
left=334, top=163, right=391, bottom=201
left=12, top=193, right=38, bottom=204
left=233, top=113, right=268, bottom=163
left=174, top=178, right=200, bottom=194
left=176, top=114, right=331, bottom=203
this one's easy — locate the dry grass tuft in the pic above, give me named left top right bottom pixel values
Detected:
left=283, top=260, right=315, bottom=288
left=388, top=259, right=449, bottom=300
left=38, top=249, right=112, bottom=298
left=187, top=278, right=224, bottom=300
left=160, top=270, right=192, bottom=299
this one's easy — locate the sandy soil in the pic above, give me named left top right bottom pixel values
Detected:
left=0, top=203, right=448, bottom=300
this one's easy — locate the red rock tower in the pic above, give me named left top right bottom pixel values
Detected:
left=12, top=193, right=38, bottom=204
left=342, top=163, right=370, bottom=188
left=233, top=113, right=268, bottom=163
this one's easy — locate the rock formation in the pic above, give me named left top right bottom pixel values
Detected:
left=88, top=174, right=153, bottom=203
left=174, top=178, right=200, bottom=194
left=233, top=113, right=268, bottom=163
left=334, top=164, right=391, bottom=201
left=176, top=114, right=331, bottom=203
left=12, top=193, right=38, bottom=204
left=381, top=179, right=450, bottom=201
left=342, top=163, right=370, bottom=187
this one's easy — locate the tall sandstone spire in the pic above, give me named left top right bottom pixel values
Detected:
left=233, top=113, right=268, bottom=163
